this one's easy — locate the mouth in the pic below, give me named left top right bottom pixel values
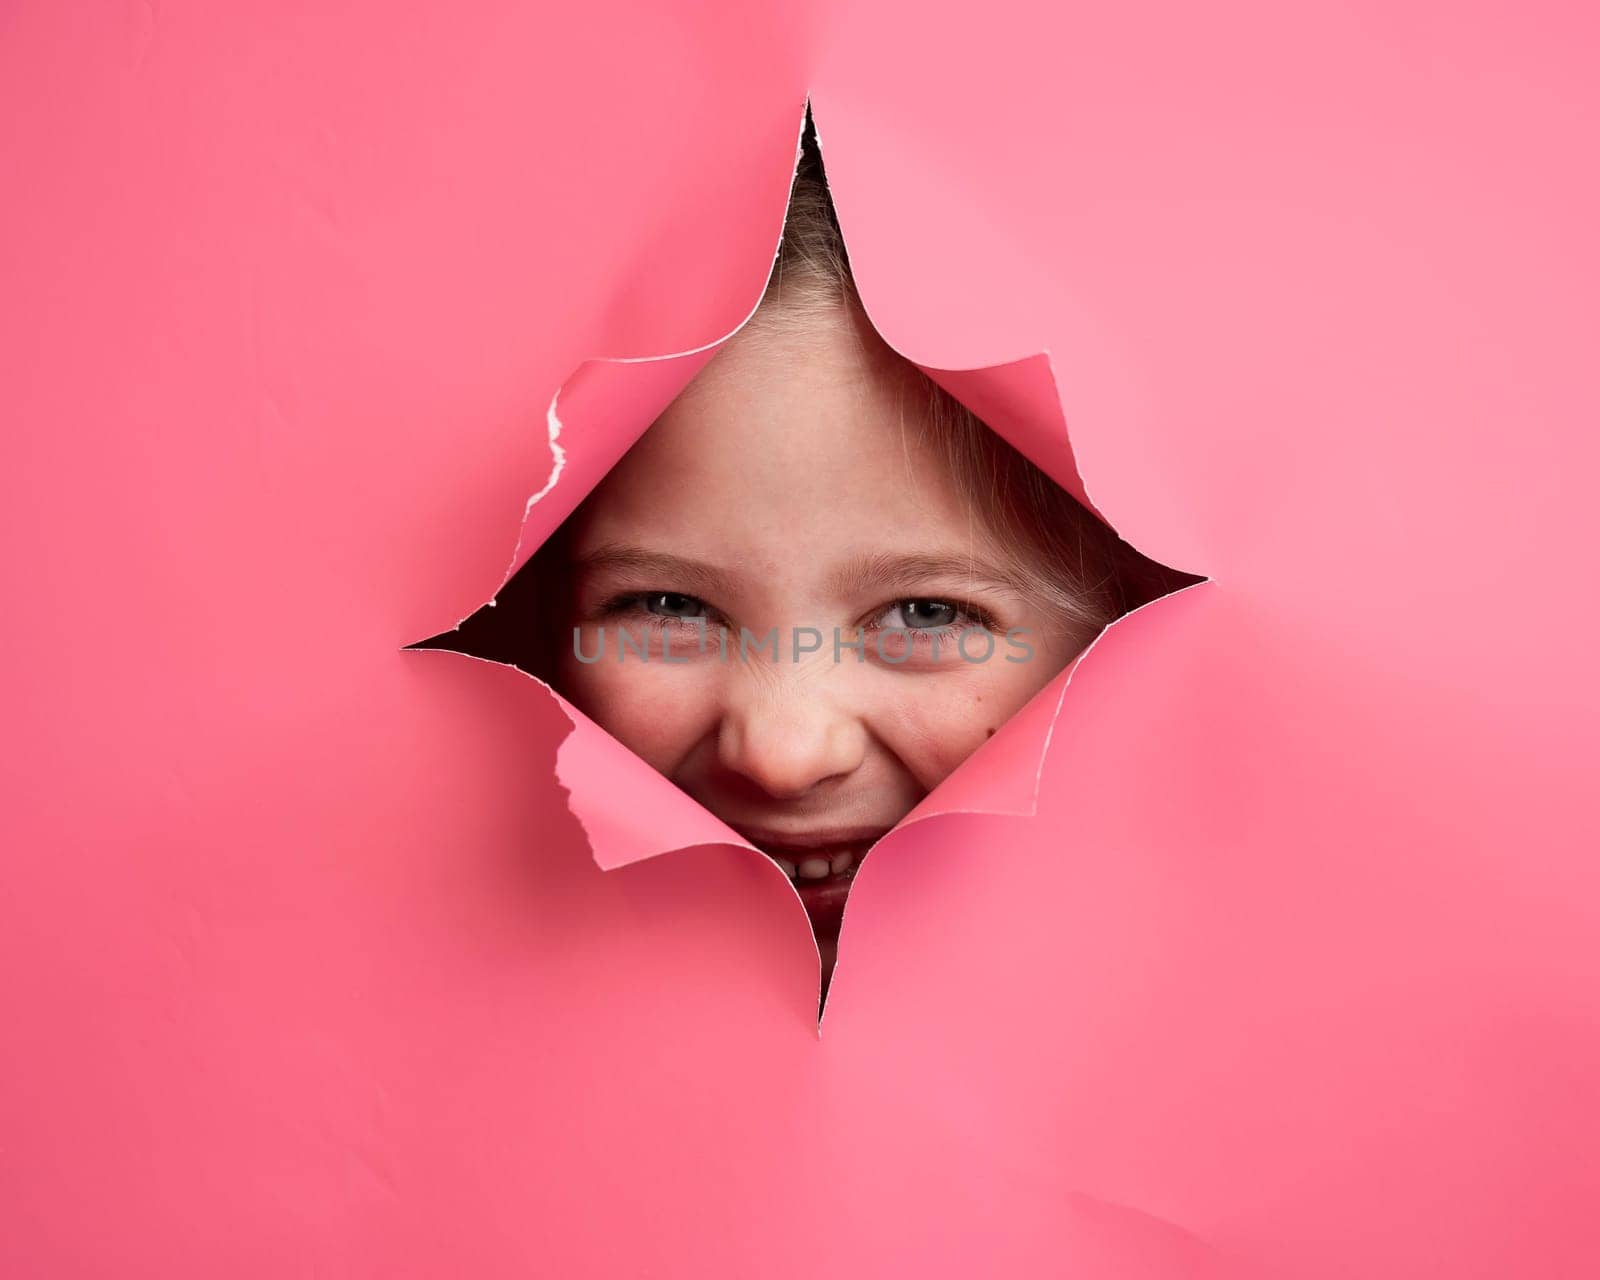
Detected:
left=731, top=825, right=892, bottom=936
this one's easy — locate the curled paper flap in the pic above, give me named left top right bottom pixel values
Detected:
left=509, top=352, right=719, bottom=581
left=923, top=355, right=1104, bottom=522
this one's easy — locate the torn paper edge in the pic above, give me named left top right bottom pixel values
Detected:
left=406, top=93, right=1211, bottom=1027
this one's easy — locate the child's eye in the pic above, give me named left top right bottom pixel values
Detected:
left=890, top=599, right=958, bottom=629
left=597, top=590, right=721, bottom=627
left=640, top=591, right=708, bottom=620
left=876, top=598, right=991, bottom=631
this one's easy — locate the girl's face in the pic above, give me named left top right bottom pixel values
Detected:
left=554, top=301, right=1090, bottom=948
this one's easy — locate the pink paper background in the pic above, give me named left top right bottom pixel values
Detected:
left=4, top=2, right=1598, bottom=1276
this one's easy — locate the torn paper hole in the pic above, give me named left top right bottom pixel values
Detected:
left=409, top=102, right=1204, bottom=1018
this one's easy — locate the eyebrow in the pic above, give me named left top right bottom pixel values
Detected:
left=827, top=551, right=1031, bottom=599
left=572, top=545, right=742, bottom=602
left=574, top=543, right=1028, bottom=601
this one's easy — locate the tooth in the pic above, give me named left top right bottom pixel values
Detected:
left=774, top=857, right=797, bottom=878
left=797, top=857, right=831, bottom=880
left=830, top=851, right=855, bottom=875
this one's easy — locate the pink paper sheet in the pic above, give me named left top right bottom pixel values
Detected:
left=4, top=2, right=1599, bottom=1276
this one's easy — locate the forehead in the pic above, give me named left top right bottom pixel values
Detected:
left=568, top=307, right=998, bottom=563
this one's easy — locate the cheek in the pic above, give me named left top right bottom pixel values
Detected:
left=866, top=681, right=998, bottom=792
left=557, top=656, right=719, bottom=777
left=869, top=661, right=1066, bottom=792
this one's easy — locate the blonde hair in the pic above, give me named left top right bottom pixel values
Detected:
left=763, top=119, right=1184, bottom=644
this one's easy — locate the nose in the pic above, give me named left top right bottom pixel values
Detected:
left=715, top=670, right=868, bottom=800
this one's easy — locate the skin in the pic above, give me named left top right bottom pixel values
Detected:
left=551, top=298, right=1091, bottom=977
